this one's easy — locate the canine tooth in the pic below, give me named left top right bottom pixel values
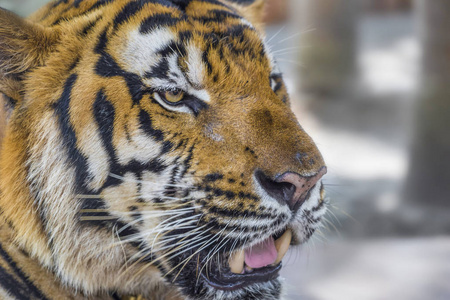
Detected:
left=274, top=229, right=292, bottom=265
left=320, top=189, right=326, bottom=202
left=229, top=249, right=245, bottom=274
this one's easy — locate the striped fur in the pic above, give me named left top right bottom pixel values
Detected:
left=0, top=0, right=326, bottom=299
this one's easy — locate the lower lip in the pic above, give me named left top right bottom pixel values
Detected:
left=201, top=263, right=282, bottom=291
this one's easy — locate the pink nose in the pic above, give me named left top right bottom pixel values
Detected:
left=255, top=167, right=327, bottom=211
left=276, top=167, right=327, bottom=211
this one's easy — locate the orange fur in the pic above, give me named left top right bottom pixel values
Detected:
left=0, top=1, right=325, bottom=299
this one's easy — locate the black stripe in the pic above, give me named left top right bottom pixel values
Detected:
left=204, top=173, right=223, bottom=183
left=218, top=46, right=231, bottom=74
left=126, top=159, right=167, bottom=174
left=156, top=41, right=186, bottom=57
left=271, top=74, right=283, bottom=93
left=195, top=0, right=232, bottom=9
left=3, top=94, right=17, bottom=108
left=145, top=59, right=170, bottom=79
left=93, top=90, right=117, bottom=164
left=113, top=0, right=147, bottom=31
left=192, top=9, right=240, bottom=23
left=160, top=140, right=174, bottom=155
left=139, top=110, right=164, bottom=141
left=0, top=264, right=29, bottom=300
left=304, top=210, right=321, bottom=223
left=179, top=143, right=194, bottom=179
left=0, top=243, right=49, bottom=300
left=50, top=0, right=68, bottom=8
left=94, top=28, right=144, bottom=103
left=101, top=158, right=168, bottom=190
left=84, top=0, right=114, bottom=15
left=50, top=0, right=113, bottom=26
left=53, top=74, right=91, bottom=192
left=101, top=174, right=123, bottom=190
left=140, top=13, right=181, bottom=34
left=79, top=189, right=116, bottom=231
left=198, top=207, right=284, bottom=233
left=111, top=293, right=122, bottom=300
left=202, top=50, right=213, bottom=75
left=225, top=0, right=256, bottom=5
left=226, top=24, right=251, bottom=39
left=67, top=55, right=81, bottom=72
left=273, top=81, right=283, bottom=94
left=178, top=30, right=193, bottom=43
left=113, top=0, right=178, bottom=32
left=95, top=52, right=144, bottom=104
left=94, top=28, right=109, bottom=54
left=205, top=204, right=276, bottom=219
left=170, top=0, right=192, bottom=11
left=95, top=53, right=125, bottom=77
left=80, top=16, right=102, bottom=36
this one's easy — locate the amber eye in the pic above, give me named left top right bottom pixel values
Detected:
left=164, top=90, right=185, bottom=103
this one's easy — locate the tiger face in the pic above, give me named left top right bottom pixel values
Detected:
left=0, top=0, right=326, bottom=299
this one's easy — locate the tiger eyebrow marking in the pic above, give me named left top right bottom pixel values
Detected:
left=94, top=29, right=145, bottom=104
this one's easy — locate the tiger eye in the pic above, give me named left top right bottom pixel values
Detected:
left=165, top=90, right=184, bottom=103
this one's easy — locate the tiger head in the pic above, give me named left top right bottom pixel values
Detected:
left=0, top=0, right=326, bottom=299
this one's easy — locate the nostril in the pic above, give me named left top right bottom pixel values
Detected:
left=281, top=182, right=296, bottom=203
left=277, top=167, right=327, bottom=211
left=255, top=170, right=296, bottom=206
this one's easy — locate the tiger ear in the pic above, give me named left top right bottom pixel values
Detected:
left=225, top=0, right=267, bottom=27
left=0, top=8, right=59, bottom=105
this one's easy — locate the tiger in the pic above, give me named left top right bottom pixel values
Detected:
left=0, top=0, right=327, bottom=299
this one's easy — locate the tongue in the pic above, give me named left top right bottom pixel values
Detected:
left=244, top=237, right=278, bottom=269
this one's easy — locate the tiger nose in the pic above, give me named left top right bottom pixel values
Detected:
left=255, top=167, right=327, bottom=211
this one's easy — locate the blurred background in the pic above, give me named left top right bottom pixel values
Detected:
left=1, top=0, right=449, bottom=299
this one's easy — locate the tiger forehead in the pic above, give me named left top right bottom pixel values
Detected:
left=111, top=0, right=271, bottom=91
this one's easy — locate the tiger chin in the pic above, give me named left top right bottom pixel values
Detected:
left=0, top=0, right=326, bottom=299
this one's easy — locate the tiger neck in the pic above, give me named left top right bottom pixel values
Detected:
left=0, top=221, right=113, bottom=300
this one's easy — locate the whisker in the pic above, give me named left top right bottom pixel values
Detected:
left=154, top=225, right=209, bottom=251
left=276, top=27, right=316, bottom=44
left=276, top=59, right=304, bottom=67
left=80, top=216, right=118, bottom=221
left=118, top=224, right=209, bottom=280
left=266, top=25, right=286, bottom=45
left=116, top=212, right=201, bottom=242
left=109, top=173, right=194, bottom=189
left=276, top=31, right=302, bottom=44
left=168, top=231, right=225, bottom=282
left=271, top=46, right=305, bottom=54
left=76, top=193, right=197, bottom=200
left=199, top=228, right=236, bottom=281
left=128, top=229, right=213, bottom=281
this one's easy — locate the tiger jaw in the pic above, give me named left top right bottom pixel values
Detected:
left=165, top=179, right=326, bottom=298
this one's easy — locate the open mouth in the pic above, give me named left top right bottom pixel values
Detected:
left=201, top=229, right=292, bottom=291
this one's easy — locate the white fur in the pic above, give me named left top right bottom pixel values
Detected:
left=122, top=28, right=176, bottom=76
